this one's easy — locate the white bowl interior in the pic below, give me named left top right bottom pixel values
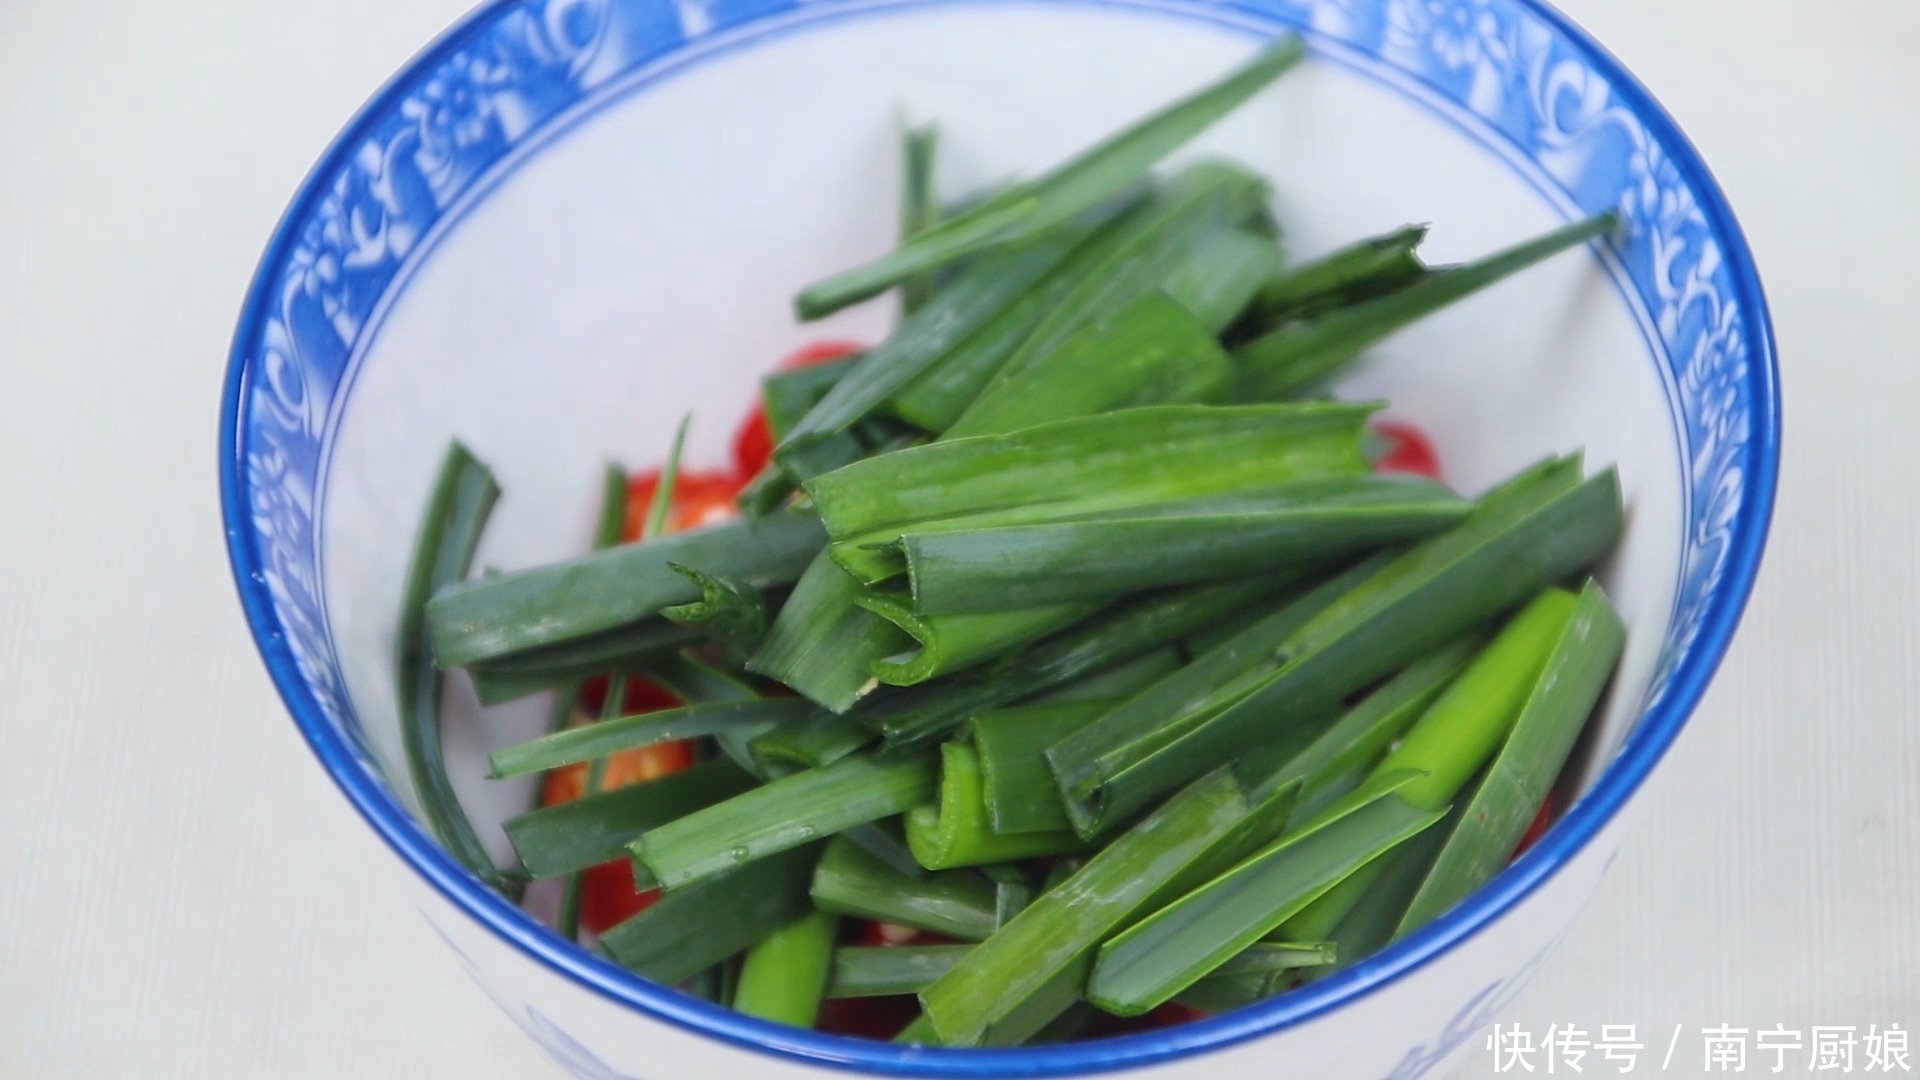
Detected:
left=315, top=4, right=1681, bottom=866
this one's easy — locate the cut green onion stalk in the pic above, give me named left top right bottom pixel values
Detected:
left=543, top=462, right=634, bottom=736
left=906, top=743, right=1092, bottom=870
left=463, top=619, right=702, bottom=706
left=901, top=476, right=1468, bottom=615
left=641, top=653, right=777, bottom=779
left=643, top=415, right=691, bottom=540
left=1050, top=457, right=1623, bottom=835
left=749, top=711, right=876, bottom=773
left=809, top=404, right=1373, bottom=579
left=734, top=911, right=838, bottom=1028
left=505, top=760, right=756, bottom=879
left=1235, top=214, right=1617, bottom=398
left=1391, top=579, right=1625, bottom=937
left=1085, top=772, right=1445, bottom=1015
left=396, top=442, right=513, bottom=894
left=660, top=563, right=770, bottom=658
left=853, top=592, right=1104, bottom=686
left=559, top=673, right=631, bottom=939
left=811, top=837, right=1000, bottom=941
left=918, top=769, right=1299, bottom=1046
left=971, top=701, right=1111, bottom=835
left=1031, top=649, right=1183, bottom=705
left=827, top=939, right=1332, bottom=1002
left=634, top=752, right=937, bottom=889
left=898, top=122, right=943, bottom=316
left=747, top=551, right=910, bottom=713
left=1253, top=224, right=1430, bottom=324
left=793, top=37, right=1306, bottom=318
left=426, top=510, right=826, bottom=669
left=599, top=844, right=822, bottom=985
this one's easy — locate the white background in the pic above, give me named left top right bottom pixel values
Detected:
left=0, top=1, right=1912, bottom=1077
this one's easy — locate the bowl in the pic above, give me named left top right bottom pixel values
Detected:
left=219, top=0, right=1779, bottom=1075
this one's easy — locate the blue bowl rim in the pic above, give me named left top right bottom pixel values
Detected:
left=217, top=0, right=1780, bottom=1074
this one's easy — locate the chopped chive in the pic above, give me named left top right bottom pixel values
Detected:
left=635, top=752, right=937, bottom=889
left=971, top=701, right=1111, bottom=835
left=1030, top=648, right=1183, bottom=705
left=900, top=476, right=1469, bottom=614
left=747, top=551, right=911, bottom=712
left=750, top=710, right=877, bottom=772
left=426, top=510, right=826, bottom=669
left=599, top=844, right=821, bottom=985
left=899, top=123, right=942, bottom=315
left=489, top=699, right=811, bottom=779
left=778, top=237, right=1086, bottom=475
left=940, top=291, right=1233, bottom=441
left=906, top=743, right=1092, bottom=870
left=852, top=592, right=1104, bottom=686
left=1392, top=579, right=1624, bottom=937
left=862, top=578, right=1293, bottom=748
left=918, top=769, right=1300, bottom=1045
left=1050, top=459, right=1622, bottom=832
left=807, top=403, right=1374, bottom=559
left=1253, top=224, right=1430, bottom=323
left=828, top=945, right=975, bottom=999
left=397, top=442, right=513, bottom=894
left=1047, top=555, right=1389, bottom=836
left=504, top=760, right=756, bottom=879
left=661, top=563, right=769, bottom=657
left=1235, top=214, right=1617, bottom=399
left=793, top=38, right=1306, bottom=317
left=810, top=836, right=999, bottom=940
left=1085, top=773, right=1445, bottom=1015
left=734, top=910, right=838, bottom=1028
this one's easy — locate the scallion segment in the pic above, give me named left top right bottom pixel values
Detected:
left=488, top=699, right=813, bottom=779
left=599, top=844, right=821, bottom=985
left=397, top=442, right=512, bottom=893
left=734, top=911, right=839, bottom=1028
left=504, top=760, right=756, bottom=879
left=811, top=836, right=1000, bottom=941
left=906, top=743, right=1092, bottom=870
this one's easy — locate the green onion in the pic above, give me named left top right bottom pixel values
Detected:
left=811, top=836, right=1001, bottom=940
left=883, top=165, right=1263, bottom=431
left=734, top=910, right=838, bottom=1027
left=1169, top=941, right=1337, bottom=1011
left=853, top=592, right=1104, bottom=685
left=1392, top=578, right=1624, bottom=936
left=767, top=355, right=861, bottom=441
left=426, top=510, right=826, bottom=668
left=746, top=551, right=911, bottom=712
left=829, top=946, right=976, bottom=999
left=541, top=462, right=634, bottom=733
left=1030, top=648, right=1184, bottom=705
left=901, top=476, right=1469, bottom=614
left=660, top=564, right=769, bottom=657
left=558, top=674, right=631, bottom=937
left=1311, top=810, right=1451, bottom=980
left=489, top=699, right=811, bottom=779
left=808, top=403, right=1373, bottom=562
left=841, top=818, right=928, bottom=881
left=599, top=844, right=821, bottom=985
left=1049, top=458, right=1622, bottom=832
left=919, top=769, right=1299, bottom=1045
left=749, top=711, right=877, bottom=772
left=1086, top=773, right=1445, bottom=1015
left=778, top=237, right=1085, bottom=478
left=1047, top=555, right=1389, bottom=835
left=940, top=291, right=1232, bottom=441
left=862, top=578, right=1292, bottom=748
left=504, top=760, right=756, bottom=879
left=397, top=442, right=513, bottom=893
left=899, top=123, right=942, bottom=315
left=464, top=620, right=701, bottom=705
left=1235, top=214, right=1616, bottom=398
left=983, top=862, right=1035, bottom=924
left=893, top=1014, right=940, bottom=1045
left=972, top=701, right=1111, bottom=835
left=639, top=652, right=777, bottom=778
left=792, top=38, right=1306, bottom=317
left=1253, top=224, right=1429, bottom=323
left=1160, top=227, right=1284, bottom=333
left=906, top=743, right=1092, bottom=870
left=635, top=752, right=936, bottom=889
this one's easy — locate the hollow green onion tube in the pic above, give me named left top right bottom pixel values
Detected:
left=397, top=442, right=512, bottom=894
left=488, top=699, right=814, bottom=779
left=810, top=837, right=1000, bottom=941
left=634, top=751, right=936, bottom=889
left=900, top=476, right=1469, bottom=614
left=906, top=744, right=1092, bottom=870
left=972, top=701, right=1113, bottom=835
left=747, top=550, right=911, bottom=712
left=734, top=911, right=839, bottom=1028
left=1253, top=223, right=1430, bottom=323
left=917, top=769, right=1299, bottom=1046
left=598, top=844, right=821, bottom=985
left=426, top=510, right=826, bottom=668
left=853, top=592, right=1104, bottom=686
left=792, top=38, right=1305, bottom=317
left=503, top=760, right=757, bottom=879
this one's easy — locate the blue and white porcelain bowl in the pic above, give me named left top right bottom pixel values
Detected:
left=219, top=0, right=1779, bottom=1075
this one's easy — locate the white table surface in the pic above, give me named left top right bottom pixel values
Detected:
left=1, top=1, right=1912, bottom=1076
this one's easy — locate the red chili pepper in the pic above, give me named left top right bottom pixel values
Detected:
left=730, top=340, right=866, bottom=479
left=1371, top=419, right=1443, bottom=480
left=1512, top=798, right=1556, bottom=861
